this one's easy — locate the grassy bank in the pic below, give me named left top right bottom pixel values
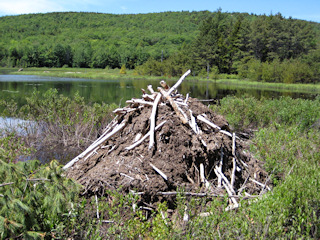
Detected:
left=1, top=92, right=320, bottom=238
left=3, top=67, right=320, bottom=95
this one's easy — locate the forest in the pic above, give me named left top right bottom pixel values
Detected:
left=0, top=10, right=320, bottom=83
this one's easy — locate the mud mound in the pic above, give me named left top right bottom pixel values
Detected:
left=64, top=70, right=271, bottom=209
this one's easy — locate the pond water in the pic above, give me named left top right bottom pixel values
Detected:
left=1, top=75, right=318, bottom=109
left=1, top=74, right=318, bottom=163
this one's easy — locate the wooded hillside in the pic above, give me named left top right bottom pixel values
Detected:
left=0, top=10, right=319, bottom=83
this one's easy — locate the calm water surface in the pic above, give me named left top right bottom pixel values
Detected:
left=1, top=75, right=318, bottom=108
left=1, top=74, right=318, bottom=163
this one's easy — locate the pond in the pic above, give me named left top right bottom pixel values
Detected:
left=1, top=74, right=318, bottom=164
left=1, top=75, right=318, bottom=109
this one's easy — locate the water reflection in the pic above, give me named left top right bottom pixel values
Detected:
left=0, top=75, right=318, bottom=108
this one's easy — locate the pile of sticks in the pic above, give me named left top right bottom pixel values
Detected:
left=63, top=70, right=271, bottom=211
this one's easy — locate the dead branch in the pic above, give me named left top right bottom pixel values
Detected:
left=0, top=182, right=14, bottom=187
left=158, top=87, right=188, bottom=124
left=63, top=120, right=127, bottom=169
left=125, top=121, right=166, bottom=150
left=150, top=163, right=168, bottom=181
left=149, top=93, right=162, bottom=150
left=166, top=69, right=191, bottom=96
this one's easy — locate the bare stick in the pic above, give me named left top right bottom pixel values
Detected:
left=149, top=93, right=162, bottom=150
left=231, top=157, right=236, bottom=188
left=189, top=110, right=199, bottom=134
left=200, top=163, right=205, bottom=183
left=197, top=115, right=221, bottom=130
left=232, top=132, right=236, bottom=156
left=120, top=173, right=135, bottom=181
left=113, top=107, right=137, bottom=115
left=215, top=166, right=236, bottom=195
left=218, top=148, right=223, bottom=187
left=166, top=69, right=191, bottom=96
left=231, top=133, right=236, bottom=188
left=184, top=93, right=189, bottom=104
left=26, top=178, right=50, bottom=181
left=158, top=87, right=188, bottom=124
left=219, top=130, right=233, bottom=138
left=0, top=182, right=14, bottom=187
left=63, top=121, right=127, bottom=169
left=222, top=181, right=238, bottom=206
left=142, top=94, right=155, bottom=101
left=147, top=85, right=155, bottom=94
left=249, top=178, right=271, bottom=191
left=150, top=163, right=168, bottom=181
left=125, top=121, right=166, bottom=150
left=126, top=99, right=154, bottom=107
left=95, top=195, right=100, bottom=219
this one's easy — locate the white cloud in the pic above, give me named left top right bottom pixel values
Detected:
left=120, top=6, right=128, bottom=12
left=0, top=0, right=66, bottom=15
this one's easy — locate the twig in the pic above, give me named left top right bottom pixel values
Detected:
left=0, top=182, right=14, bottom=187
left=158, top=87, right=188, bottom=124
left=120, top=173, right=135, bottom=181
left=126, top=99, right=154, bottom=106
left=197, top=115, right=221, bottom=130
left=63, top=120, right=127, bottom=169
left=222, top=181, right=238, bottom=207
left=149, top=93, right=162, bottom=150
left=150, top=163, right=168, bottom=181
left=166, top=69, right=191, bottom=96
left=249, top=178, right=271, bottom=191
left=26, top=178, right=50, bottom=181
left=147, top=85, right=155, bottom=94
left=218, top=148, right=223, bottom=187
left=125, top=121, right=166, bottom=150
left=231, top=133, right=236, bottom=188
left=214, top=166, right=236, bottom=195
left=200, top=163, right=205, bottom=184
left=184, top=93, right=189, bottom=104
left=95, top=195, right=99, bottom=219
left=189, top=110, right=199, bottom=134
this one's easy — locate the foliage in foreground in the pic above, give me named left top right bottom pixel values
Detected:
left=1, top=95, right=320, bottom=239
left=0, top=159, right=82, bottom=239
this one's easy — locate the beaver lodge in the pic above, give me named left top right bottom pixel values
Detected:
left=64, top=70, right=271, bottom=213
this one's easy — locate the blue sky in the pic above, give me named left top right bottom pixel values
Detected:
left=0, top=0, right=319, bottom=22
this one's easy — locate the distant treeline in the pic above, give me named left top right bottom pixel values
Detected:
left=0, top=10, right=319, bottom=83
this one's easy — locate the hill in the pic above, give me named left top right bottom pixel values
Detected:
left=0, top=11, right=211, bottom=68
left=0, top=11, right=320, bottom=83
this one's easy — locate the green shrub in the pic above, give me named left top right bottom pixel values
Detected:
left=0, top=159, right=82, bottom=239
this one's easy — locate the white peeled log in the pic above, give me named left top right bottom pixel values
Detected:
left=126, top=99, right=154, bottom=107
left=63, top=120, right=127, bottom=170
left=166, top=69, right=191, bottom=96
left=158, top=87, right=188, bottom=124
left=125, top=121, right=167, bottom=151
left=150, top=163, right=168, bottom=181
left=197, top=115, right=221, bottom=130
left=149, top=93, right=162, bottom=150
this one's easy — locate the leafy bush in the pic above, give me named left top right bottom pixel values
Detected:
left=0, top=159, right=82, bottom=239
left=17, top=89, right=116, bottom=162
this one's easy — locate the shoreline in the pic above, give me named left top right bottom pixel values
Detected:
left=1, top=67, right=320, bottom=94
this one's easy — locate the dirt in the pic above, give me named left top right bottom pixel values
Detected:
left=65, top=95, right=269, bottom=207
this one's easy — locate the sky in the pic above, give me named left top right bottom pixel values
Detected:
left=0, top=0, right=319, bottom=22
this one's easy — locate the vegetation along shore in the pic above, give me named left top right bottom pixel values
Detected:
left=0, top=9, right=320, bottom=239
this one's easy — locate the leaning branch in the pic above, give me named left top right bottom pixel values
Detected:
left=63, top=120, right=127, bottom=169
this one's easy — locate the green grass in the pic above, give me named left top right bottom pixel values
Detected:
left=1, top=83, right=320, bottom=238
